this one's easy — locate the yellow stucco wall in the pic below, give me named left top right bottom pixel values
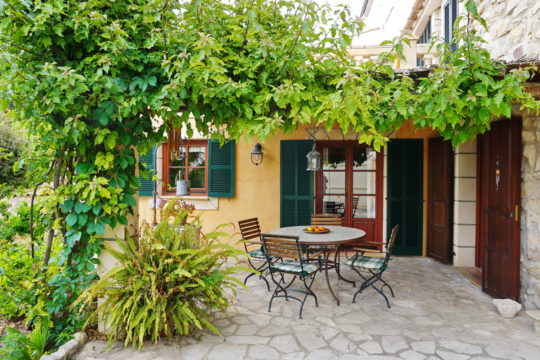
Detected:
left=138, top=121, right=440, bottom=250
left=138, top=127, right=307, bottom=247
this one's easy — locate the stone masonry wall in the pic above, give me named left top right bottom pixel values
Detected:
left=476, top=0, right=540, bottom=61
left=521, top=111, right=540, bottom=309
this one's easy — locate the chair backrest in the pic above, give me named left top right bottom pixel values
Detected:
left=260, top=234, right=305, bottom=264
left=239, top=218, right=261, bottom=240
left=383, top=225, right=400, bottom=265
left=311, top=213, right=341, bottom=226
left=352, top=197, right=359, bottom=217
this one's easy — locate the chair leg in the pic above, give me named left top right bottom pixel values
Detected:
left=268, top=271, right=292, bottom=313
left=299, top=274, right=318, bottom=319
left=351, top=267, right=392, bottom=308
left=244, top=259, right=271, bottom=291
left=379, top=277, right=395, bottom=297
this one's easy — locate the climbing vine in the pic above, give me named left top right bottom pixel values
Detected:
left=0, top=0, right=538, bottom=345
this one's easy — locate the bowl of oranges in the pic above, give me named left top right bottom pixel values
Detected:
left=303, top=225, right=330, bottom=234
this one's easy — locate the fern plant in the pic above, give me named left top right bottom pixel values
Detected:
left=76, top=212, right=248, bottom=349
left=0, top=318, right=50, bottom=360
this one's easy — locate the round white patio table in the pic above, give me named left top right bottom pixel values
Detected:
left=268, top=225, right=366, bottom=306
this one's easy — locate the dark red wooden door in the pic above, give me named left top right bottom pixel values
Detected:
left=315, top=141, right=383, bottom=247
left=479, top=117, right=521, bottom=300
left=427, top=137, right=453, bottom=264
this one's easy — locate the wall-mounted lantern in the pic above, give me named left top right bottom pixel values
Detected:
left=251, top=143, right=264, bottom=166
left=306, top=143, right=321, bottom=171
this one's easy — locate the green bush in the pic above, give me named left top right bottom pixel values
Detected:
left=0, top=317, right=50, bottom=360
left=0, top=201, right=52, bottom=319
left=0, top=116, right=28, bottom=199
left=0, top=237, right=38, bottom=319
left=0, top=201, right=48, bottom=242
left=76, top=213, right=248, bottom=349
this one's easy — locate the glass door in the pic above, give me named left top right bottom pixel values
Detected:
left=315, top=141, right=383, bottom=246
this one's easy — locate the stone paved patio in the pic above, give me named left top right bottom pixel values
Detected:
left=76, top=258, right=540, bottom=360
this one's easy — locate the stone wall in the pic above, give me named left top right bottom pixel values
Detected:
left=476, top=0, right=540, bottom=61
left=453, top=140, right=477, bottom=267
left=521, top=111, right=540, bottom=309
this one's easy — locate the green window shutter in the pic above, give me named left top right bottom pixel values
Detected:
left=280, top=140, right=314, bottom=227
left=208, top=139, right=235, bottom=198
left=139, top=145, right=156, bottom=196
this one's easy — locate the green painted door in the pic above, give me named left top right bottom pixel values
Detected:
left=387, top=139, right=423, bottom=255
left=280, top=140, right=314, bottom=227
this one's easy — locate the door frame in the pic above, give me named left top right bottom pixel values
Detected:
left=314, top=140, right=384, bottom=246
left=477, top=117, right=521, bottom=300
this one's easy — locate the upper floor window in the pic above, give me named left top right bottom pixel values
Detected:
left=444, top=0, right=458, bottom=51
left=162, top=139, right=208, bottom=195
left=418, top=17, right=431, bottom=44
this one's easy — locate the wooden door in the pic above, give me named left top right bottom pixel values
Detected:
left=427, top=137, right=454, bottom=264
left=478, top=117, right=521, bottom=300
left=387, top=139, right=423, bottom=256
left=315, top=141, right=383, bottom=247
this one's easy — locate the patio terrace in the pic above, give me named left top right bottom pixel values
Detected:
left=76, top=257, right=540, bottom=360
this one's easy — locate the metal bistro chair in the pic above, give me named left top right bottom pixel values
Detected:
left=309, top=213, right=342, bottom=252
left=347, top=224, right=399, bottom=308
left=239, top=217, right=271, bottom=291
left=261, top=234, right=321, bottom=319
left=310, top=213, right=356, bottom=286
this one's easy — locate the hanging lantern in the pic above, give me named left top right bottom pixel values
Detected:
left=250, top=143, right=264, bottom=166
left=306, top=143, right=321, bottom=171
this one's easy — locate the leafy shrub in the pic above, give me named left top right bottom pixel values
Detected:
left=76, top=212, right=247, bottom=349
left=0, top=202, right=52, bottom=319
left=0, top=116, right=28, bottom=199
left=0, top=317, right=50, bottom=360
left=0, top=236, right=38, bottom=319
left=0, top=201, right=48, bottom=242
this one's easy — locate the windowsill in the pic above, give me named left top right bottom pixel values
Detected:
left=161, top=195, right=210, bottom=200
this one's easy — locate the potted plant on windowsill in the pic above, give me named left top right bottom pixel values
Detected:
left=160, top=197, right=196, bottom=225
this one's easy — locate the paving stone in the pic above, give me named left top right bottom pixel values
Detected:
left=320, top=327, right=340, bottom=341
left=282, top=351, right=306, bottom=360
left=206, top=344, right=247, bottom=360
left=247, top=344, right=280, bottom=360
left=438, top=340, right=482, bottom=355
left=436, top=349, right=470, bottom=360
left=411, top=341, right=436, bottom=354
left=347, top=334, right=372, bottom=342
left=340, top=355, right=365, bottom=360
left=400, top=350, right=426, bottom=360
left=235, top=324, right=259, bottom=335
left=268, top=334, right=300, bottom=353
left=74, top=258, right=540, bottom=360
left=381, top=335, right=409, bottom=353
left=305, top=349, right=338, bottom=360
left=484, top=342, right=519, bottom=359
left=177, top=342, right=208, bottom=360
left=295, top=333, right=327, bottom=351
left=329, top=334, right=356, bottom=352
left=220, top=324, right=238, bottom=336
left=339, top=324, right=365, bottom=334
left=257, top=325, right=290, bottom=337
left=227, top=335, right=269, bottom=345
left=358, top=341, right=383, bottom=354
